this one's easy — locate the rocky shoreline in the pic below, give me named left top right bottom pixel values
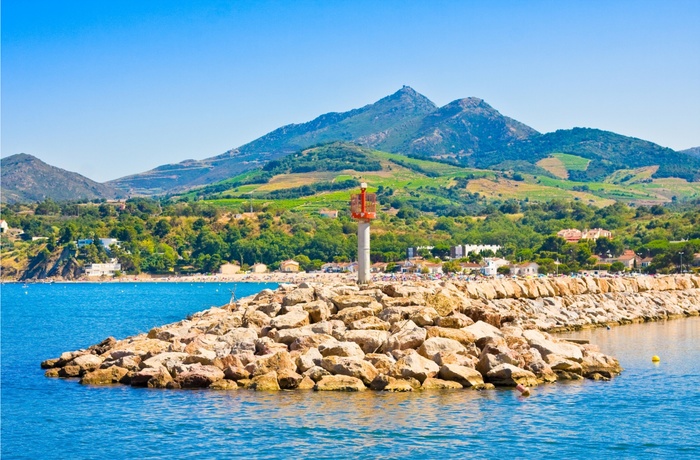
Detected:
left=42, top=275, right=700, bottom=392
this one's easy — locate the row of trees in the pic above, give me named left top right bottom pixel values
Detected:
left=1, top=196, right=699, bottom=278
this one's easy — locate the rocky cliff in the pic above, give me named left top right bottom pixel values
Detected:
left=42, top=275, right=699, bottom=392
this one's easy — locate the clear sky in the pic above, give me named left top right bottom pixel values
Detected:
left=2, top=0, right=699, bottom=182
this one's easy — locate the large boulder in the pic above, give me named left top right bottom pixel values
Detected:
left=417, top=337, right=468, bottom=362
left=314, top=375, right=366, bottom=391
left=485, top=363, right=538, bottom=387
left=79, top=366, right=129, bottom=385
left=331, top=295, right=376, bottom=310
left=303, top=300, right=332, bottom=323
left=438, top=364, right=484, bottom=388
left=383, top=323, right=427, bottom=351
left=303, top=366, right=331, bottom=382
left=141, top=352, right=189, bottom=371
left=318, top=341, right=365, bottom=359
left=250, top=371, right=281, bottom=391
left=130, top=366, right=172, bottom=387
left=223, top=364, right=250, bottom=381
left=392, top=352, right=440, bottom=383
left=350, top=316, right=391, bottom=331
left=289, top=334, right=337, bottom=352
left=421, top=378, right=463, bottom=390
left=176, top=364, right=225, bottom=388
left=270, top=311, right=310, bottom=330
left=341, top=330, right=390, bottom=354
left=277, top=369, right=304, bottom=389
left=436, top=313, right=473, bottom=329
left=282, top=288, right=315, bottom=307
left=245, top=351, right=296, bottom=377
left=369, top=374, right=414, bottom=392
left=409, top=307, right=440, bottom=327
left=364, top=353, right=396, bottom=374
left=464, top=321, right=503, bottom=341
left=296, top=347, right=323, bottom=373
left=68, top=354, right=103, bottom=373
left=320, top=356, right=378, bottom=385
left=334, top=307, right=376, bottom=325
left=523, top=330, right=583, bottom=363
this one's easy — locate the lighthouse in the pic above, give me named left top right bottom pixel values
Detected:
left=350, top=182, right=377, bottom=284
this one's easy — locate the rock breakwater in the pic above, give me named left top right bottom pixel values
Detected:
left=42, top=275, right=700, bottom=392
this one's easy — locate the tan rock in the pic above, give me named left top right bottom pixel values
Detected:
left=278, top=368, right=304, bottom=389
left=314, top=375, right=366, bottom=391
left=303, top=300, right=332, bottom=323
left=421, top=378, right=463, bottom=390
left=319, top=341, right=365, bottom=359
left=350, top=316, right=391, bottom=331
left=210, top=379, right=238, bottom=390
left=486, top=363, right=538, bottom=387
left=176, top=364, right=225, bottom=388
left=464, top=321, right=503, bottom=341
left=341, top=330, right=390, bottom=354
left=436, top=313, right=473, bottom=329
left=270, top=311, right=310, bottom=330
left=334, top=307, right=376, bottom=325
left=392, top=352, right=440, bottom=383
left=79, top=366, right=129, bottom=385
left=439, top=364, right=484, bottom=388
left=320, top=356, right=378, bottom=385
left=303, top=365, right=331, bottom=382
left=223, top=365, right=250, bottom=381
left=245, top=351, right=296, bottom=377
left=294, top=347, right=321, bottom=373
left=69, top=354, right=103, bottom=373
left=131, top=366, right=171, bottom=387
left=418, top=337, right=468, bottom=362
left=426, top=326, right=477, bottom=346
left=44, top=368, right=61, bottom=378
left=332, top=294, right=376, bottom=310
left=250, top=371, right=281, bottom=391
left=297, top=375, right=316, bottom=389
left=369, top=374, right=413, bottom=392
left=282, top=288, right=315, bottom=307
left=58, top=365, right=82, bottom=378
left=384, top=323, right=427, bottom=351
left=364, top=353, right=396, bottom=374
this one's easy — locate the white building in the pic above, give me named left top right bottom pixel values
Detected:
left=451, top=244, right=501, bottom=259
left=84, top=260, right=121, bottom=277
left=0, top=220, right=8, bottom=233
left=511, top=262, right=539, bottom=277
left=481, top=257, right=510, bottom=276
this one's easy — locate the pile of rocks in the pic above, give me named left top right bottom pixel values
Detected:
left=42, top=278, right=637, bottom=391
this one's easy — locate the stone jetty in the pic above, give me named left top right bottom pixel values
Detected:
left=42, top=275, right=700, bottom=392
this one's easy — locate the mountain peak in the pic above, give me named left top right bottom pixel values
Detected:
left=1, top=154, right=121, bottom=203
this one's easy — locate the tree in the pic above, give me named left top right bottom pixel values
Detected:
left=610, top=261, right=626, bottom=273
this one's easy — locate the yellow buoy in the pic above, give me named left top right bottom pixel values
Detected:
left=651, top=355, right=660, bottom=362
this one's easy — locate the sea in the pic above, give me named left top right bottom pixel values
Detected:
left=1, top=282, right=699, bottom=459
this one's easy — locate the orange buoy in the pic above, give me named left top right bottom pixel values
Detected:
left=516, top=384, right=530, bottom=396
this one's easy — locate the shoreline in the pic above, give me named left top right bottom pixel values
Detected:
left=2, top=271, right=670, bottom=286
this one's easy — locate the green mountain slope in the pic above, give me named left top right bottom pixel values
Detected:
left=478, top=128, right=700, bottom=182
left=1, top=154, right=122, bottom=204
left=188, top=142, right=700, bottom=215
left=680, top=147, right=700, bottom=158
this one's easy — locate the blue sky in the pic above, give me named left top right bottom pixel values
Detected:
left=2, top=0, right=699, bottom=182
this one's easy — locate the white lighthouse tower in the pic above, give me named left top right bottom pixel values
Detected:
left=350, top=182, right=377, bottom=284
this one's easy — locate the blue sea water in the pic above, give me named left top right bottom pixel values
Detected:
left=2, top=282, right=699, bottom=459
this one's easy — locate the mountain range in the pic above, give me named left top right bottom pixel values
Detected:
left=1, top=154, right=122, bottom=204
left=3, top=86, right=700, bottom=202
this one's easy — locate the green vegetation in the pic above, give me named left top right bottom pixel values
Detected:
left=2, top=192, right=699, bottom=280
